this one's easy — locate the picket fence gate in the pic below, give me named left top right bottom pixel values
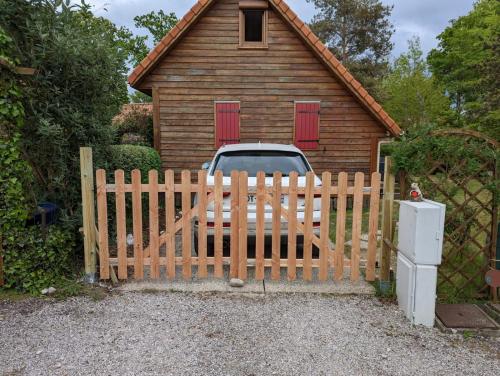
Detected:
left=84, top=160, right=381, bottom=282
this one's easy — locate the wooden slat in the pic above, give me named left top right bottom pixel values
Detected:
left=319, top=172, right=331, bottom=281
left=238, top=171, right=248, bottom=280
left=132, top=170, right=143, bottom=279
left=230, top=170, right=239, bottom=278
left=255, top=171, right=265, bottom=280
left=271, top=171, right=282, bottom=280
left=381, top=157, right=395, bottom=281
left=165, top=170, right=176, bottom=279
left=303, top=171, right=314, bottom=281
left=334, top=172, right=348, bottom=280
left=110, top=256, right=356, bottom=268
left=287, top=172, right=298, bottom=281
left=103, top=183, right=368, bottom=196
left=182, top=170, right=192, bottom=280
left=152, top=86, right=160, bottom=151
left=115, top=170, right=127, bottom=279
left=96, top=169, right=109, bottom=279
left=149, top=170, right=160, bottom=279
left=80, top=147, right=96, bottom=276
left=350, top=172, right=364, bottom=281
left=197, top=170, right=208, bottom=278
left=214, top=170, right=224, bottom=278
left=366, top=172, right=381, bottom=281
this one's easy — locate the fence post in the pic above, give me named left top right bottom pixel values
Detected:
left=380, top=156, right=395, bottom=281
left=80, top=147, right=97, bottom=282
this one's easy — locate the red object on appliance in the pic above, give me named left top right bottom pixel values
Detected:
left=294, top=102, right=320, bottom=150
left=215, top=102, right=240, bottom=148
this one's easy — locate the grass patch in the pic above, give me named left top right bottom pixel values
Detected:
left=371, top=279, right=397, bottom=303
left=0, top=288, right=31, bottom=301
left=1, top=279, right=110, bottom=301
left=329, top=208, right=371, bottom=244
left=52, top=279, right=109, bottom=301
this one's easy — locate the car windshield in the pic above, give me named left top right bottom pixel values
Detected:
left=212, top=150, right=310, bottom=177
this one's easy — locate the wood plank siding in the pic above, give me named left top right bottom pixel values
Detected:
left=138, top=0, right=387, bottom=177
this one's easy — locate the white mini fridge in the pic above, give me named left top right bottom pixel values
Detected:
left=396, top=252, right=437, bottom=327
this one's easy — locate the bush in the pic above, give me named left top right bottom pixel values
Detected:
left=1, top=0, right=129, bottom=222
left=2, top=225, right=75, bottom=294
left=107, top=144, right=161, bottom=182
left=112, top=104, right=153, bottom=146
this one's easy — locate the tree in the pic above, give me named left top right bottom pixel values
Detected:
left=380, top=37, right=451, bottom=130
left=134, top=10, right=179, bottom=45
left=308, top=0, right=394, bottom=94
left=428, top=0, right=499, bottom=139
left=127, top=10, right=179, bottom=102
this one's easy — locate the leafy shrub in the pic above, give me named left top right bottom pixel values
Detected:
left=112, top=104, right=153, bottom=146
left=0, top=28, right=33, bottom=236
left=2, top=225, right=75, bottom=293
left=1, top=0, right=129, bottom=223
left=107, top=144, right=161, bottom=182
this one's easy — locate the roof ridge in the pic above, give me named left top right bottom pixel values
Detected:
left=128, top=0, right=401, bottom=136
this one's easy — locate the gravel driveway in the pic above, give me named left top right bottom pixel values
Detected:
left=0, top=291, right=498, bottom=375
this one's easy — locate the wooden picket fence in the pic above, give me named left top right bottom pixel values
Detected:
left=82, top=168, right=381, bottom=282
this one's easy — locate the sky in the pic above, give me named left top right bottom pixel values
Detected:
left=85, top=0, right=475, bottom=58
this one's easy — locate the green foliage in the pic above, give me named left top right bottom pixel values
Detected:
left=428, top=0, right=500, bottom=139
left=389, top=126, right=497, bottom=182
left=129, top=90, right=152, bottom=103
left=308, top=0, right=394, bottom=94
left=112, top=104, right=153, bottom=146
left=134, top=10, right=179, bottom=44
left=107, top=145, right=161, bottom=182
left=124, top=10, right=179, bottom=66
left=1, top=0, right=129, bottom=221
left=0, top=26, right=37, bottom=295
left=2, top=225, right=75, bottom=294
left=0, top=134, right=32, bottom=232
left=380, top=37, right=451, bottom=129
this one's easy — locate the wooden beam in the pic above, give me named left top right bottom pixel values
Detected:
left=239, top=0, right=268, bottom=9
left=152, top=86, right=160, bottom=152
left=380, top=156, right=395, bottom=281
left=370, top=137, right=379, bottom=174
left=80, top=147, right=97, bottom=278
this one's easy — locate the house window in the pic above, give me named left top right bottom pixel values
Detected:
left=294, top=102, right=320, bottom=150
left=215, top=102, right=240, bottom=148
left=244, top=10, right=264, bottom=42
left=239, top=1, right=268, bottom=48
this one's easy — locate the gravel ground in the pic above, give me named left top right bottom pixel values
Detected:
left=0, top=291, right=498, bottom=375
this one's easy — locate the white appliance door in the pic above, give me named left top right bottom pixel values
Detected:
left=396, top=253, right=415, bottom=322
left=413, top=264, right=437, bottom=327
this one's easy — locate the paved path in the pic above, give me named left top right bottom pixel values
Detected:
left=0, top=291, right=498, bottom=375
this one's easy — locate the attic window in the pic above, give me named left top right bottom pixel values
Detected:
left=244, top=10, right=263, bottom=41
left=239, top=1, right=268, bottom=48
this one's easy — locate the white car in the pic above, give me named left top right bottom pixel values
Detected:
left=194, top=143, right=322, bottom=255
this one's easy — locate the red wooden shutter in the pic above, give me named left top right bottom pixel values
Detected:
left=215, top=102, right=240, bottom=148
left=294, top=102, right=320, bottom=150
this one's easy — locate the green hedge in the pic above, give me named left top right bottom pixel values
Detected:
left=3, top=225, right=75, bottom=293
left=107, top=144, right=161, bottom=182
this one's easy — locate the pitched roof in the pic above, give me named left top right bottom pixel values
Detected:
left=128, top=0, right=401, bottom=136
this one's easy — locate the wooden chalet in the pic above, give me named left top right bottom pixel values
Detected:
left=128, top=0, right=401, bottom=178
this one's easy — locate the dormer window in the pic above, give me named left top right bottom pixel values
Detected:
left=239, top=1, right=268, bottom=48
